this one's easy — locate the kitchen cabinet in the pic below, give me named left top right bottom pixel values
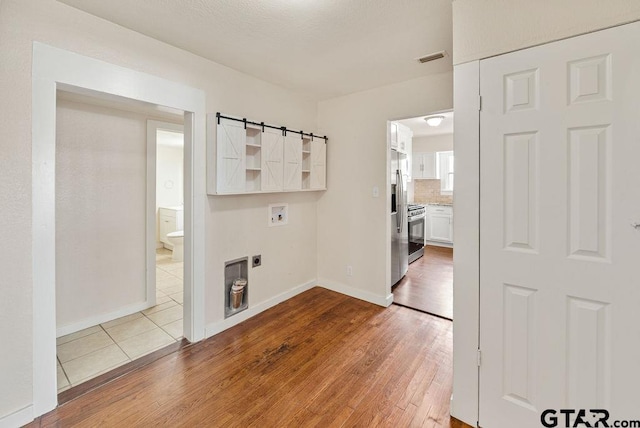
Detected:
left=209, top=115, right=326, bottom=194
left=412, top=152, right=437, bottom=179
left=426, top=205, right=453, bottom=246
left=159, top=207, right=183, bottom=249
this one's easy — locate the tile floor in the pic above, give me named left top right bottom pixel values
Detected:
left=56, top=248, right=183, bottom=392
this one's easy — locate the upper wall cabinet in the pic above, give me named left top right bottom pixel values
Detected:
left=208, top=114, right=327, bottom=195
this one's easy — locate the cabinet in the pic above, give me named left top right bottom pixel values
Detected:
left=426, top=205, right=453, bottom=246
left=209, top=115, right=326, bottom=194
left=412, top=152, right=437, bottom=179
left=159, top=207, right=183, bottom=249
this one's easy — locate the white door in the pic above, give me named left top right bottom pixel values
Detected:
left=310, top=138, right=326, bottom=189
left=480, top=22, right=640, bottom=427
left=283, top=134, right=302, bottom=191
left=216, top=118, right=246, bottom=193
left=261, top=128, right=284, bottom=192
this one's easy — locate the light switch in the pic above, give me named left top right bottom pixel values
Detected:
left=372, top=186, right=379, bottom=198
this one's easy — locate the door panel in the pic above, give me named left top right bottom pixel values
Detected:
left=310, top=139, right=326, bottom=189
left=283, top=134, right=302, bottom=190
left=480, top=21, right=640, bottom=427
left=261, top=128, right=284, bottom=192
left=216, top=118, right=246, bottom=193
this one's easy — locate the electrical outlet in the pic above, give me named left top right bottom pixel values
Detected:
left=346, top=265, right=353, bottom=276
left=372, top=186, right=379, bottom=198
left=252, top=255, right=261, bottom=267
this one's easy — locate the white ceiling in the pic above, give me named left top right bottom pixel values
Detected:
left=397, top=110, right=453, bottom=137
left=57, top=0, right=453, bottom=100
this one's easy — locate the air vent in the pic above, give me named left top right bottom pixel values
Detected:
left=417, top=50, right=447, bottom=64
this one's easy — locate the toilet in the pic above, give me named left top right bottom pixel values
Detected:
left=166, top=231, right=184, bottom=262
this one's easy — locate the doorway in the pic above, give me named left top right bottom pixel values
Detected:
left=389, top=112, right=455, bottom=320
left=32, top=43, right=206, bottom=416
left=53, top=98, right=187, bottom=394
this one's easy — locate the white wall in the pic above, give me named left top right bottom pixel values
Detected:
left=55, top=99, right=148, bottom=331
left=0, top=0, right=318, bottom=421
left=412, top=133, right=453, bottom=153
left=408, top=134, right=453, bottom=202
left=317, top=72, right=453, bottom=304
left=156, top=144, right=183, bottom=211
left=453, top=0, right=640, bottom=64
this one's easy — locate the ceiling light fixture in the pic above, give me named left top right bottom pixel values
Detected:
left=424, top=116, right=445, bottom=127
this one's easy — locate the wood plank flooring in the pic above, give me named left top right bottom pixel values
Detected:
left=392, top=246, right=453, bottom=320
left=27, top=287, right=470, bottom=428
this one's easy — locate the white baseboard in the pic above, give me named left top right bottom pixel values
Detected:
left=425, top=241, right=453, bottom=249
left=56, top=300, right=154, bottom=337
left=205, top=280, right=316, bottom=339
left=317, top=279, right=393, bottom=307
left=0, top=405, right=33, bottom=428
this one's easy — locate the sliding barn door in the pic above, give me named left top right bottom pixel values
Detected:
left=216, top=118, right=246, bottom=193
left=283, top=134, right=302, bottom=191
left=480, top=22, right=640, bottom=427
left=261, top=128, right=284, bottom=192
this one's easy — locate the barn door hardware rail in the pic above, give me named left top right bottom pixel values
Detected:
left=216, top=112, right=328, bottom=141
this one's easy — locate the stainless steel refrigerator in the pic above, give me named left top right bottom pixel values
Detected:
left=391, top=148, right=408, bottom=285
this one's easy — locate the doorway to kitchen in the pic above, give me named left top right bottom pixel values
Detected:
left=390, top=111, right=454, bottom=320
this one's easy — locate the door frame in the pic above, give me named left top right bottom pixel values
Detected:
left=32, top=42, right=206, bottom=416
left=450, top=61, right=481, bottom=425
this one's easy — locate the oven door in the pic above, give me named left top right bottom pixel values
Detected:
left=408, top=213, right=425, bottom=262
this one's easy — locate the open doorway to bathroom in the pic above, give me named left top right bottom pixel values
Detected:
left=389, top=111, right=454, bottom=320
left=54, top=94, right=186, bottom=397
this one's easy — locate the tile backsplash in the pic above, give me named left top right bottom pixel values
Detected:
left=413, top=179, right=453, bottom=205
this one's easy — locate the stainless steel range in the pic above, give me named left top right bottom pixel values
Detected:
left=407, top=204, right=426, bottom=263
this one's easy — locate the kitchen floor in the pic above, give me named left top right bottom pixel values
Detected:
left=392, top=245, right=453, bottom=320
left=56, top=248, right=183, bottom=393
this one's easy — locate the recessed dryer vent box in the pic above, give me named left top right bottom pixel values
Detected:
left=268, top=203, right=288, bottom=227
left=224, top=257, right=248, bottom=318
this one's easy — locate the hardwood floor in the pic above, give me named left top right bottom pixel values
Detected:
left=393, top=246, right=453, bottom=320
left=27, top=287, right=470, bottom=428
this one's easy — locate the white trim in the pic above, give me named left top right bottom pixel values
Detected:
left=451, top=60, right=480, bottom=426
left=31, top=42, right=206, bottom=417
left=147, top=120, right=184, bottom=308
left=205, top=280, right=317, bottom=338
left=0, top=405, right=33, bottom=428
left=56, top=301, right=152, bottom=338
left=318, top=279, right=393, bottom=307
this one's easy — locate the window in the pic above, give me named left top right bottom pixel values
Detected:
left=437, top=151, right=454, bottom=194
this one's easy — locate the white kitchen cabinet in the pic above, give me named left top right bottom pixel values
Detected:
left=412, top=152, right=438, bottom=179
left=159, top=207, right=184, bottom=249
left=426, top=205, right=453, bottom=246
left=209, top=114, right=326, bottom=194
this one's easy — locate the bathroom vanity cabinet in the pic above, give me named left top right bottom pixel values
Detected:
left=159, top=206, right=183, bottom=249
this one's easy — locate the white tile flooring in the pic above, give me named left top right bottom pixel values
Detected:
left=56, top=248, right=183, bottom=392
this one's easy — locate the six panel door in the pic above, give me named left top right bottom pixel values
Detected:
left=479, top=21, right=640, bottom=427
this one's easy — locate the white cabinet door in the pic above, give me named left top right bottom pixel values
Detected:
left=389, top=122, right=398, bottom=150
left=283, top=134, right=302, bottom=191
left=423, top=152, right=437, bottom=179
left=310, top=138, right=326, bottom=189
left=480, top=21, right=640, bottom=428
left=412, top=152, right=437, bottom=179
left=216, top=118, right=246, bottom=193
left=261, top=128, right=284, bottom=192
left=428, top=213, right=452, bottom=242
